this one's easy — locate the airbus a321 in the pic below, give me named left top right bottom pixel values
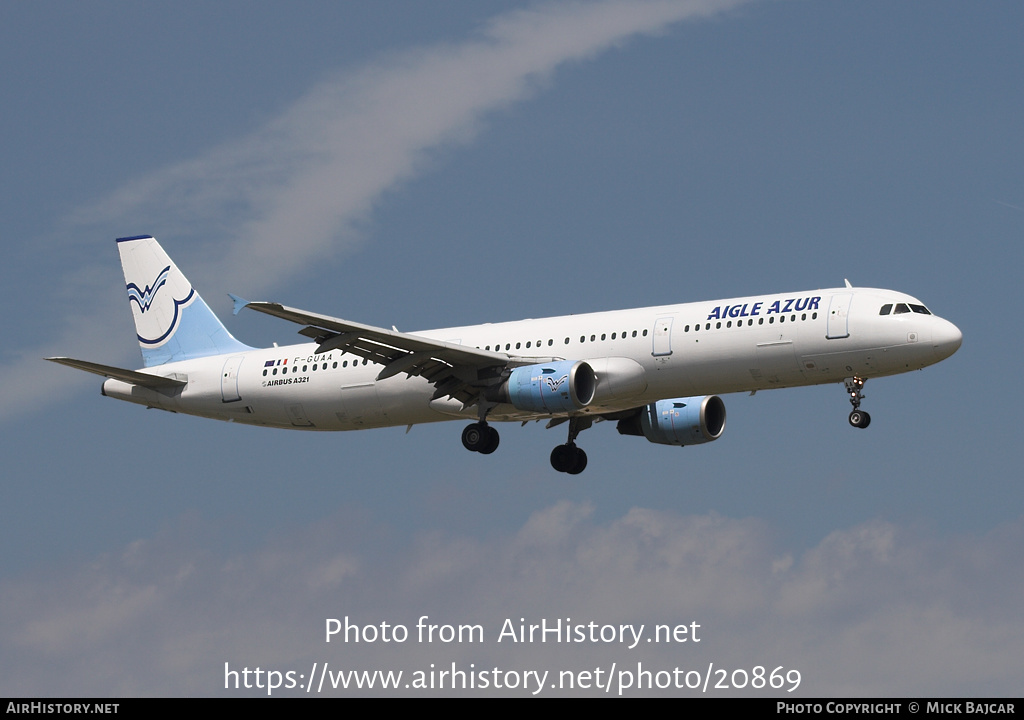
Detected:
left=49, top=236, right=962, bottom=474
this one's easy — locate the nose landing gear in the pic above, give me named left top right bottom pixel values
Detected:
left=845, top=377, right=871, bottom=428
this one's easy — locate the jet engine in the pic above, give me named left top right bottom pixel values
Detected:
left=616, top=395, right=726, bottom=446
left=493, top=360, right=596, bottom=414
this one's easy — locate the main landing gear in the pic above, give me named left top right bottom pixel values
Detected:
left=549, top=416, right=592, bottom=475
left=845, top=376, right=871, bottom=429
left=460, top=410, right=593, bottom=474
left=462, top=401, right=500, bottom=455
left=550, top=443, right=587, bottom=474
left=462, top=421, right=500, bottom=454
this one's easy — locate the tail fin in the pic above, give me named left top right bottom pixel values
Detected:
left=117, top=235, right=252, bottom=367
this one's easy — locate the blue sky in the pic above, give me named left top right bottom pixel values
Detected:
left=2, top=0, right=1022, bottom=696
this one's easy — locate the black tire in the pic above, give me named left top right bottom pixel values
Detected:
left=849, top=410, right=871, bottom=429
left=566, top=447, right=588, bottom=475
left=462, top=422, right=487, bottom=452
left=550, top=444, right=574, bottom=472
left=479, top=426, right=500, bottom=454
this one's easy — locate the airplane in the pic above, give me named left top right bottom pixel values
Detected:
left=49, top=235, right=962, bottom=474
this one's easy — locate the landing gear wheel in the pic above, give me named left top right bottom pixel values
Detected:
left=463, top=422, right=500, bottom=453
left=566, top=447, right=588, bottom=475
left=848, top=410, right=871, bottom=429
left=550, top=444, right=574, bottom=472
left=462, top=422, right=487, bottom=452
left=550, top=443, right=587, bottom=474
left=479, top=426, right=500, bottom=454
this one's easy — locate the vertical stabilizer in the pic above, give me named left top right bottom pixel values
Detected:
left=116, top=235, right=252, bottom=367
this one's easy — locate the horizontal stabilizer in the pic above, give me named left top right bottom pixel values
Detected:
left=46, top=357, right=187, bottom=389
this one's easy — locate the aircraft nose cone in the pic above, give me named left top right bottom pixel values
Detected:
left=933, top=319, right=962, bottom=361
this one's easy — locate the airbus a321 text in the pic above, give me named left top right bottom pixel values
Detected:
left=49, top=236, right=962, bottom=474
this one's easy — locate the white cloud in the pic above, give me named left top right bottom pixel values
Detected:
left=73, top=0, right=749, bottom=293
left=3, top=504, right=1021, bottom=696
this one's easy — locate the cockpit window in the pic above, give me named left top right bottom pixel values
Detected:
left=909, top=304, right=931, bottom=315
left=893, top=303, right=911, bottom=314
left=879, top=304, right=892, bottom=315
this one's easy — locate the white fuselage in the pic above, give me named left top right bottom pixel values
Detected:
left=101, top=286, right=961, bottom=431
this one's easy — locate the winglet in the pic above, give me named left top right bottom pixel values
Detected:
left=228, top=293, right=250, bottom=316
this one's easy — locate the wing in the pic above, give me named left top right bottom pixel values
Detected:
left=237, top=300, right=526, bottom=406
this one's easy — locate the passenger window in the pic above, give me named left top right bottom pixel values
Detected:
left=879, top=304, right=892, bottom=315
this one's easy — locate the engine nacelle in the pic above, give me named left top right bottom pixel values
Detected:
left=585, top=356, right=647, bottom=404
left=497, top=360, right=596, bottom=414
left=616, top=396, right=726, bottom=446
